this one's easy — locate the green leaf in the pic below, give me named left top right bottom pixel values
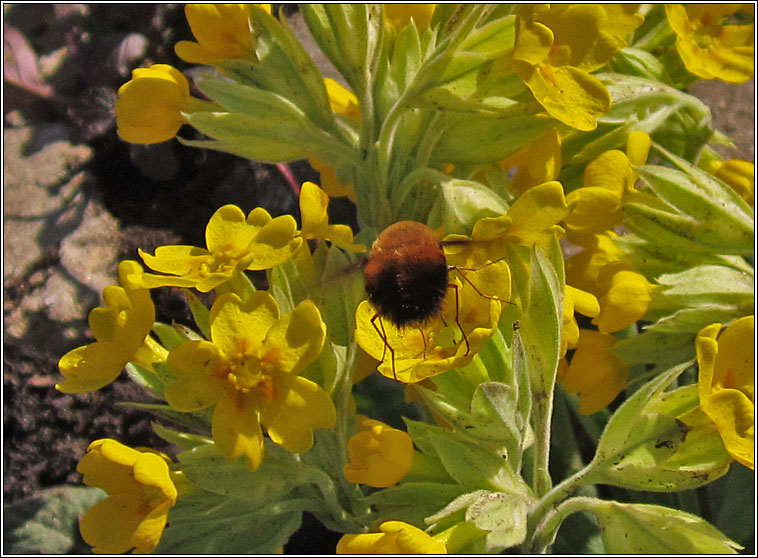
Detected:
left=299, top=4, right=383, bottom=98
left=465, top=490, right=529, bottom=551
left=431, top=111, right=553, bottom=164
left=512, top=245, right=562, bottom=496
left=428, top=178, right=509, bottom=235
left=4, top=485, right=106, bottom=554
left=629, top=162, right=754, bottom=255
left=154, top=489, right=303, bottom=554
left=591, top=501, right=742, bottom=554
left=177, top=442, right=313, bottom=504
left=152, top=422, right=213, bottom=451
left=366, top=482, right=468, bottom=526
left=118, top=401, right=212, bottom=434
left=589, top=363, right=731, bottom=491
left=403, top=419, right=521, bottom=493
left=183, top=80, right=353, bottom=164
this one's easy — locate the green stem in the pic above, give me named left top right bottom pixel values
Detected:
left=525, top=462, right=600, bottom=552
left=530, top=496, right=601, bottom=553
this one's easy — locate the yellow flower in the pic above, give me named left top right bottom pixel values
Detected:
left=591, top=261, right=655, bottom=334
left=164, top=292, right=334, bottom=471
left=337, top=521, right=447, bottom=554
left=513, top=5, right=643, bottom=130
left=56, top=261, right=166, bottom=394
left=309, top=158, right=357, bottom=202
left=666, top=4, right=754, bottom=83
left=115, top=64, right=191, bottom=144
left=565, top=131, right=651, bottom=245
left=77, top=439, right=177, bottom=554
left=134, top=205, right=302, bottom=292
left=563, top=329, right=630, bottom=414
left=499, top=127, right=563, bottom=194
left=561, top=285, right=600, bottom=358
left=324, top=78, right=361, bottom=122
left=443, top=181, right=571, bottom=266
left=344, top=418, right=414, bottom=487
left=695, top=316, right=754, bottom=469
left=704, top=158, right=755, bottom=205
left=565, top=232, right=625, bottom=293
left=383, top=4, right=436, bottom=32
left=299, top=181, right=366, bottom=252
left=354, top=269, right=506, bottom=383
left=174, top=4, right=272, bottom=65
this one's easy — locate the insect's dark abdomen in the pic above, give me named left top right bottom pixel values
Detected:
left=364, top=221, right=449, bottom=328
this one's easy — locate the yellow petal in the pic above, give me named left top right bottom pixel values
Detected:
left=565, top=186, right=624, bottom=238
left=260, top=373, right=336, bottom=453
left=131, top=499, right=173, bottom=553
left=505, top=180, right=570, bottom=246
left=383, top=3, right=436, bottom=31
left=79, top=497, right=143, bottom=554
left=713, top=315, right=754, bottom=398
left=566, top=284, right=600, bottom=318
left=164, top=340, right=226, bottom=411
left=262, top=299, right=326, bottom=375
left=205, top=204, right=258, bottom=254
left=517, top=62, right=611, bottom=131
left=337, top=521, right=446, bottom=554
left=564, top=329, right=629, bottom=414
left=212, top=395, right=265, bottom=471
left=324, top=78, right=361, bottom=121
left=343, top=420, right=414, bottom=487
left=246, top=214, right=303, bottom=270
left=583, top=150, right=633, bottom=193
left=57, top=342, right=131, bottom=394
left=626, top=131, right=652, bottom=166
left=592, top=264, right=654, bottom=333
left=115, top=64, right=189, bottom=144
left=703, top=388, right=754, bottom=469
left=513, top=20, right=554, bottom=65
left=209, top=292, right=280, bottom=357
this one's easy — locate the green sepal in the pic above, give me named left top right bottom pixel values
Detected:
left=125, top=362, right=165, bottom=399
left=425, top=488, right=531, bottom=552
left=590, top=501, right=742, bottom=554
left=509, top=243, right=562, bottom=496
left=151, top=320, right=191, bottom=350
left=608, top=47, right=665, bottom=80
left=183, top=289, right=211, bottom=340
